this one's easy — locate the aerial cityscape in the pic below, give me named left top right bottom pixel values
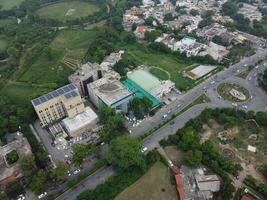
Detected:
left=0, top=0, right=267, bottom=199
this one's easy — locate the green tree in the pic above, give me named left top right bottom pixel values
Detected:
left=49, top=161, right=70, bottom=182
left=5, top=182, right=24, bottom=199
left=145, top=30, right=162, bottom=42
left=185, top=150, right=202, bottom=167
left=72, top=144, right=88, bottom=166
left=108, top=136, right=146, bottom=170
left=30, top=170, right=47, bottom=194
left=19, top=155, right=38, bottom=177
left=0, top=192, right=8, bottom=200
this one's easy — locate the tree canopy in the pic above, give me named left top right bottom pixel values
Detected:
left=108, top=136, right=146, bottom=170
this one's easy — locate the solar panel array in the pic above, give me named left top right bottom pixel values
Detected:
left=31, top=84, right=76, bottom=106
left=64, top=90, right=78, bottom=99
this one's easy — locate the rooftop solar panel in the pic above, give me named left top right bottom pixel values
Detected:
left=46, top=93, right=53, bottom=100
left=71, top=91, right=78, bottom=97
left=40, top=96, right=47, bottom=103
left=69, top=84, right=75, bottom=90
left=51, top=91, right=59, bottom=98
left=57, top=88, right=64, bottom=95
left=32, top=99, right=41, bottom=106
left=63, top=85, right=70, bottom=92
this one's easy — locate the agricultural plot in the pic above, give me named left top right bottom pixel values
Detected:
left=36, top=1, right=100, bottom=22
left=19, top=29, right=98, bottom=84
left=115, top=162, right=178, bottom=200
left=0, top=0, right=24, bottom=10
left=118, top=43, right=195, bottom=91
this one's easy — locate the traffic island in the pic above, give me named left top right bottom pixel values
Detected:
left=217, top=83, right=250, bottom=102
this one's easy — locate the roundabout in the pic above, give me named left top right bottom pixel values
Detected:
left=217, top=82, right=250, bottom=102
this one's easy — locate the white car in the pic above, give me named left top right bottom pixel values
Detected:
left=177, top=104, right=182, bottom=108
left=232, top=103, right=237, bottom=107
left=141, top=147, right=148, bottom=153
left=38, top=192, right=47, bottom=199
left=210, top=80, right=215, bottom=85
left=162, top=114, right=168, bottom=119
left=242, top=105, right=248, bottom=109
left=17, top=194, right=25, bottom=200
left=168, top=160, right=174, bottom=167
left=67, top=170, right=72, bottom=176
left=73, top=169, right=81, bottom=175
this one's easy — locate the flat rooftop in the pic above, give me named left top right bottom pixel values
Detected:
left=62, top=107, right=98, bottom=134
left=127, top=69, right=161, bottom=93
left=190, top=65, right=216, bottom=79
left=89, top=77, right=132, bottom=106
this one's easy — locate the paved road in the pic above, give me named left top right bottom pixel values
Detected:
left=56, top=50, right=267, bottom=200
left=130, top=49, right=267, bottom=137
left=55, top=166, right=114, bottom=200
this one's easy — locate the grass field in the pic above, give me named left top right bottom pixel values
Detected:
left=36, top=1, right=100, bottom=22
left=115, top=162, right=178, bottom=200
left=0, top=0, right=24, bottom=10
left=0, top=82, right=54, bottom=105
left=118, top=43, right=195, bottom=91
left=19, top=29, right=99, bottom=84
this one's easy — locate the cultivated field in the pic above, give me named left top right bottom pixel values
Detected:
left=36, top=1, right=100, bottom=22
left=18, top=29, right=99, bottom=84
left=118, top=43, right=194, bottom=91
left=115, top=162, right=178, bottom=200
left=0, top=0, right=24, bottom=10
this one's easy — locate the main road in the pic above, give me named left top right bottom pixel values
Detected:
left=56, top=49, right=267, bottom=200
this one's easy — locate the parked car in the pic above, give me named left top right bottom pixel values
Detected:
left=38, top=192, right=47, bottom=199
left=141, top=147, right=148, bottom=153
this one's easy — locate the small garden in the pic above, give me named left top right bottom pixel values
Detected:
left=217, top=83, right=250, bottom=102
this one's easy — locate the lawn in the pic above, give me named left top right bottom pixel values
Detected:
left=115, top=162, right=178, bottom=200
left=19, top=29, right=99, bottom=84
left=0, top=0, right=24, bottom=10
left=36, top=1, right=100, bottom=22
left=0, top=18, right=17, bottom=27
left=118, top=43, right=195, bottom=91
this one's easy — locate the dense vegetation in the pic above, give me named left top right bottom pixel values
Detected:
left=160, top=108, right=267, bottom=199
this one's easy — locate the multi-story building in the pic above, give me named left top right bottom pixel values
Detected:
left=31, top=84, right=85, bottom=126
left=87, top=75, right=133, bottom=113
left=68, top=62, right=103, bottom=97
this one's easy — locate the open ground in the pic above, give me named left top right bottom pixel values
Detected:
left=201, top=119, right=267, bottom=185
left=0, top=0, right=24, bottom=10
left=114, top=162, right=178, bottom=200
left=36, top=1, right=100, bottom=22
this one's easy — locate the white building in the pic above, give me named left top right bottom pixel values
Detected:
left=62, top=107, right=98, bottom=137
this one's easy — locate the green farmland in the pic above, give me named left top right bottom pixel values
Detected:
left=36, top=1, right=100, bottom=22
left=0, top=0, right=24, bottom=10
left=18, top=29, right=99, bottom=84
